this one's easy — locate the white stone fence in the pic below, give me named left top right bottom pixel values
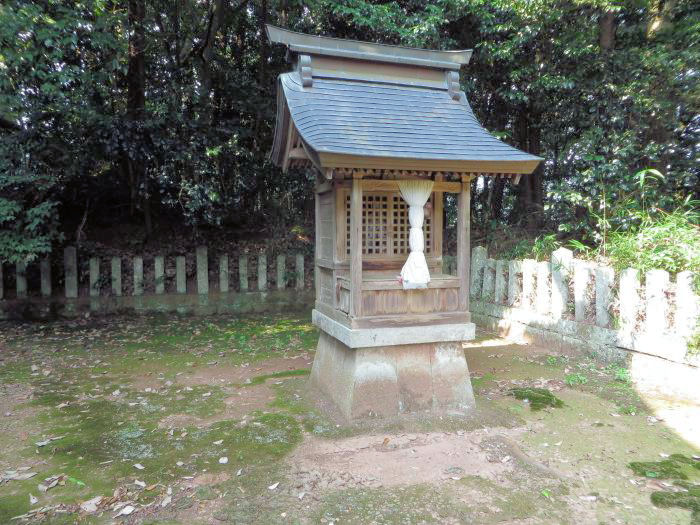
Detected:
left=463, top=246, right=699, bottom=365
left=0, top=246, right=312, bottom=319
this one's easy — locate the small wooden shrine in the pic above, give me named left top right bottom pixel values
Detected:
left=267, top=26, right=541, bottom=419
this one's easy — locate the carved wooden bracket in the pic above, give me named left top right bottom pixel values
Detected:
left=446, top=71, right=460, bottom=101
left=299, top=54, right=312, bottom=87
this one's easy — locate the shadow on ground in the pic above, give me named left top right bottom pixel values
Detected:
left=0, top=314, right=698, bottom=524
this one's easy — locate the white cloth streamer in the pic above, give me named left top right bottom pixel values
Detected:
left=398, top=179, right=434, bottom=289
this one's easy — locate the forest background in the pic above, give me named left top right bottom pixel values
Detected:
left=1, top=0, right=698, bottom=277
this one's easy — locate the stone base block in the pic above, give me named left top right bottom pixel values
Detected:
left=310, top=331, right=475, bottom=420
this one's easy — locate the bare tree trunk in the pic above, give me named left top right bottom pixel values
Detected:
left=529, top=119, right=545, bottom=227
left=258, top=0, right=268, bottom=88
left=645, top=0, right=673, bottom=171
left=647, top=0, right=676, bottom=38
left=513, top=110, right=544, bottom=230
left=196, top=0, right=226, bottom=126
left=489, top=177, right=505, bottom=221
left=278, top=0, right=288, bottom=27
left=252, top=0, right=268, bottom=140
left=489, top=98, right=508, bottom=221
left=127, top=0, right=145, bottom=120
left=127, top=0, right=152, bottom=236
left=599, top=11, right=616, bottom=51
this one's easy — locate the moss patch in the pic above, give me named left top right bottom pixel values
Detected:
left=470, top=372, right=495, bottom=392
left=651, top=487, right=700, bottom=522
left=629, top=454, right=700, bottom=522
left=629, top=454, right=700, bottom=480
left=0, top=314, right=314, bottom=522
left=509, top=387, right=564, bottom=411
left=458, top=474, right=568, bottom=523
left=313, top=484, right=462, bottom=524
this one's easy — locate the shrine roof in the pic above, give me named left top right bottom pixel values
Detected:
left=268, top=25, right=542, bottom=175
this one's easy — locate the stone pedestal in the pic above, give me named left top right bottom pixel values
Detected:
left=310, top=329, right=475, bottom=420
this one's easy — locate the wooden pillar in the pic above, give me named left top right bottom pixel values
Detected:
left=349, top=173, right=363, bottom=318
left=457, top=177, right=471, bottom=312
left=314, top=190, right=321, bottom=299
left=433, top=174, right=444, bottom=258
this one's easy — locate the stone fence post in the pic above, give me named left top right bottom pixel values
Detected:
left=551, top=248, right=573, bottom=320
left=470, top=246, right=487, bottom=297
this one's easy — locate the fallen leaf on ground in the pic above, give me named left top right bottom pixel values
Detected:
left=38, top=474, right=65, bottom=493
left=2, top=470, right=37, bottom=482
left=35, top=436, right=65, bottom=447
left=115, top=505, right=135, bottom=517
left=80, top=496, right=103, bottom=513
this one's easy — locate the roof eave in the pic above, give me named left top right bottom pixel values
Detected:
left=266, top=25, right=472, bottom=70
left=316, top=152, right=542, bottom=175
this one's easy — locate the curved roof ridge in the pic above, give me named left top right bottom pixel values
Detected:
left=275, top=72, right=541, bottom=171
left=266, top=25, right=472, bottom=70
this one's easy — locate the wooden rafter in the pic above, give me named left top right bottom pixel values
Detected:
left=321, top=168, right=523, bottom=185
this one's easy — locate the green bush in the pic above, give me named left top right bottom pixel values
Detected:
left=501, top=234, right=562, bottom=262
left=602, top=208, right=700, bottom=276
left=564, top=373, right=588, bottom=386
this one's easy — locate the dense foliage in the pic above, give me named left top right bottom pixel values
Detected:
left=1, top=0, right=698, bottom=265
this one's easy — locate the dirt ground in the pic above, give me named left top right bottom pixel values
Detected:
left=0, top=314, right=698, bottom=524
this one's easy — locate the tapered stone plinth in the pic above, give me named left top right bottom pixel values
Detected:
left=310, top=330, right=475, bottom=420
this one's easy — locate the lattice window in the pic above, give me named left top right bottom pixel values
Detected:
left=345, top=192, right=432, bottom=257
